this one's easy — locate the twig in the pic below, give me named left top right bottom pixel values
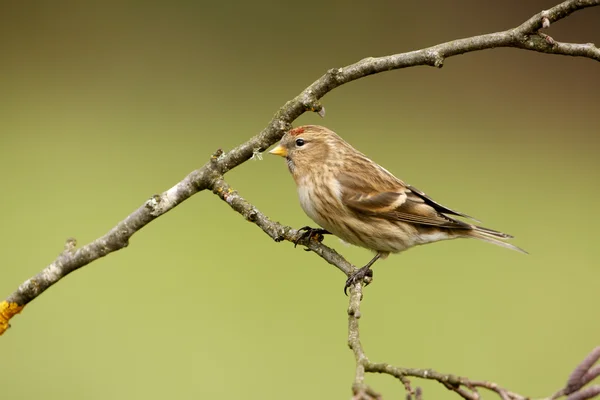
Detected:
left=346, top=283, right=600, bottom=400
left=566, top=348, right=600, bottom=395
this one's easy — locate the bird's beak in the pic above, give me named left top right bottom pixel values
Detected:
left=269, top=144, right=288, bottom=157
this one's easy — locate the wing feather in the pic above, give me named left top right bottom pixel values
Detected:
left=406, top=184, right=478, bottom=221
left=338, top=171, right=472, bottom=229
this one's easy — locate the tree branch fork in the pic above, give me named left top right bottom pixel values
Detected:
left=2, top=0, right=600, bottom=398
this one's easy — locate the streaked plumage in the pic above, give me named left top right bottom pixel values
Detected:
left=270, top=125, right=525, bottom=291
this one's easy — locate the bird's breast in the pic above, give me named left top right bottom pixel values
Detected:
left=297, top=179, right=323, bottom=225
left=296, top=175, right=342, bottom=231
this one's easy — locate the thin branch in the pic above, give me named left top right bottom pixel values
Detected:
left=211, top=178, right=354, bottom=276
left=1, top=5, right=599, bottom=400
left=346, top=284, right=600, bottom=400
left=567, top=348, right=600, bottom=394
left=347, top=282, right=368, bottom=393
left=347, top=282, right=387, bottom=400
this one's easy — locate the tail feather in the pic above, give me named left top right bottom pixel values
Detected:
left=468, top=226, right=528, bottom=254
left=473, top=225, right=514, bottom=239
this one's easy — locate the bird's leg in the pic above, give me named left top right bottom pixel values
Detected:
left=294, top=226, right=331, bottom=249
left=344, top=253, right=382, bottom=295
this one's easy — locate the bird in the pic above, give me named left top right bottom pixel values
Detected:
left=269, top=125, right=526, bottom=294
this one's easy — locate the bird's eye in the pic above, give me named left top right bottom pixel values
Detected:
left=295, top=138, right=305, bottom=147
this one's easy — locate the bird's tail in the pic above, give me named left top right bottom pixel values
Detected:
left=466, top=225, right=528, bottom=254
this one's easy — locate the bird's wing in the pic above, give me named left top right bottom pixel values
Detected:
left=405, top=184, right=477, bottom=221
left=337, top=171, right=472, bottom=229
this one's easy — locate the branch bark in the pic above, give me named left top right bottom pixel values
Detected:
left=2, top=0, right=599, bottom=398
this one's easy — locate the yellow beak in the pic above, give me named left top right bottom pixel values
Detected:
left=269, top=144, right=288, bottom=157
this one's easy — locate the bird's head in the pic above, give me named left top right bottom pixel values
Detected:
left=269, top=125, right=337, bottom=175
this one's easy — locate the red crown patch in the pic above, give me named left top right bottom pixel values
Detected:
left=289, top=127, right=305, bottom=136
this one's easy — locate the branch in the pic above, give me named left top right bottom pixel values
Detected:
left=347, top=283, right=600, bottom=400
left=1, top=8, right=598, bottom=400
left=210, top=178, right=355, bottom=276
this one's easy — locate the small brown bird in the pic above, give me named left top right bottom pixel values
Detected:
left=270, top=125, right=526, bottom=293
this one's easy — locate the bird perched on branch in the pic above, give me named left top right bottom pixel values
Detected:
left=269, top=125, right=526, bottom=294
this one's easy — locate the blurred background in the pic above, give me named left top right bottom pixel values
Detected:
left=1, top=1, right=599, bottom=399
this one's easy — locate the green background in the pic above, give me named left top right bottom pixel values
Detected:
left=1, top=1, right=599, bottom=399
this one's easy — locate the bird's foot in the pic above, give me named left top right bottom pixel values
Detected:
left=294, top=226, right=330, bottom=250
left=344, top=266, right=374, bottom=296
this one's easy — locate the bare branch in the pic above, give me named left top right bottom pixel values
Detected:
left=566, top=387, right=600, bottom=400
left=211, top=178, right=354, bottom=276
left=347, top=282, right=368, bottom=395
left=346, top=282, right=600, bottom=400
left=567, top=348, right=600, bottom=394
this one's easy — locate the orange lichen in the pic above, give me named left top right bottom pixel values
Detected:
left=0, top=301, right=25, bottom=336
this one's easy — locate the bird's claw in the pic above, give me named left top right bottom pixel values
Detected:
left=294, top=226, right=329, bottom=248
left=344, top=266, right=373, bottom=295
